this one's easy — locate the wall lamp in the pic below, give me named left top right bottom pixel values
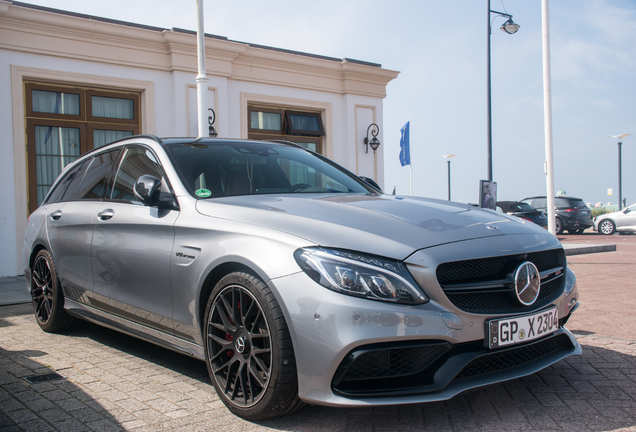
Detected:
left=364, top=123, right=381, bottom=154
left=208, top=108, right=217, bottom=137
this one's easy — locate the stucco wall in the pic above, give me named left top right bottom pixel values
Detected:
left=0, top=1, right=398, bottom=276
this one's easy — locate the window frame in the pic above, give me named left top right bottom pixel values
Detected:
left=88, top=123, right=140, bottom=150
left=25, top=82, right=86, bottom=122
left=247, top=106, right=285, bottom=134
left=26, top=118, right=88, bottom=212
left=285, top=110, right=325, bottom=136
left=86, top=90, right=140, bottom=125
left=25, top=81, right=142, bottom=214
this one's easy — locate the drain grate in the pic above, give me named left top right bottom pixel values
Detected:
left=23, top=372, right=65, bottom=384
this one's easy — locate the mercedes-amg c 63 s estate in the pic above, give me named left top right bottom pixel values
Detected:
left=23, top=135, right=581, bottom=420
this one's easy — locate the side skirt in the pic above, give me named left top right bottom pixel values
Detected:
left=64, top=298, right=206, bottom=361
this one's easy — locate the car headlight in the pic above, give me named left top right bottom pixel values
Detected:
left=294, top=247, right=428, bottom=305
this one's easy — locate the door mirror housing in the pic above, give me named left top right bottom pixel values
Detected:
left=134, top=175, right=162, bottom=206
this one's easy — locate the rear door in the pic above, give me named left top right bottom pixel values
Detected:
left=46, top=149, right=121, bottom=297
left=90, top=146, right=178, bottom=334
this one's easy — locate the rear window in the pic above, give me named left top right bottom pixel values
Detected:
left=513, top=203, right=535, bottom=211
left=555, top=198, right=586, bottom=208
left=568, top=199, right=587, bottom=208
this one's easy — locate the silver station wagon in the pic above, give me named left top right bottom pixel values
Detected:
left=23, top=136, right=581, bottom=420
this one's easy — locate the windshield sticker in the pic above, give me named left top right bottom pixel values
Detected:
left=195, top=188, right=212, bottom=198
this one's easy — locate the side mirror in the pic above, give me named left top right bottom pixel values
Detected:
left=134, top=175, right=161, bottom=206
left=359, top=176, right=382, bottom=193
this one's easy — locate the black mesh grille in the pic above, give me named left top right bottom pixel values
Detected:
left=454, top=333, right=573, bottom=380
left=437, top=256, right=506, bottom=285
left=527, top=249, right=561, bottom=272
left=341, top=344, right=449, bottom=382
left=437, top=249, right=565, bottom=314
left=445, top=278, right=562, bottom=314
left=437, top=249, right=563, bottom=285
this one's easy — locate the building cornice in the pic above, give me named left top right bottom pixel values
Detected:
left=0, top=0, right=399, bottom=97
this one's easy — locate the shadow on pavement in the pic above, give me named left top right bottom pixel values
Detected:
left=0, top=346, right=123, bottom=430
left=58, top=320, right=636, bottom=431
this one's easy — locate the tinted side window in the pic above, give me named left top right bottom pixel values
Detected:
left=45, top=161, right=85, bottom=204
left=534, top=198, right=547, bottom=209
left=60, top=160, right=90, bottom=202
left=111, top=148, right=162, bottom=202
left=77, top=150, right=121, bottom=200
left=555, top=198, right=570, bottom=208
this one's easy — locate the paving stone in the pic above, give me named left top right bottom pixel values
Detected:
left=2, top=244, right=636, bottom=431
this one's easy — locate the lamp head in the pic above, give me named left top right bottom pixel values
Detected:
left=500, top=18, right=520, bottom=34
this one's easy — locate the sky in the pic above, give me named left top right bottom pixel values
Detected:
left=21, top=0, right=636, bottom=206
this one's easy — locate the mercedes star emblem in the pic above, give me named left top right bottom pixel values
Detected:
left=514, top=261, right=541, bottom=306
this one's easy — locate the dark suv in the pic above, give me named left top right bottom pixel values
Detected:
left=521, top=196, right=593, bottom=234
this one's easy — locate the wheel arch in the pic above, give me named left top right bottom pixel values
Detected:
left=28, top=242, right=49, bottom=274
left=197, top=261, right=263, bottom=337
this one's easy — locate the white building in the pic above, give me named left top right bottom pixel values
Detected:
left=0, top=1, right=399, bottom=277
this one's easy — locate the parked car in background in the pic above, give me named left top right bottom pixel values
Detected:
left=496, top=201, right=548, bottom=229
left=23, top=136, right=581, bottom=420
left=593, top=203, right=636, bottom=235
left=521, top=196, right=593, bottom=235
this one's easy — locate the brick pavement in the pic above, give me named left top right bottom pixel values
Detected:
left=2, top=237, right=636, bottom=431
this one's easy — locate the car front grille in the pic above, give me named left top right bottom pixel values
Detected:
left=436, top=249, right=566, bottom=314
left=445, top=278, right=562, bottom=314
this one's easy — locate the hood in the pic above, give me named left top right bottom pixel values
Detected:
left=196, top=194, right=552, bottom=260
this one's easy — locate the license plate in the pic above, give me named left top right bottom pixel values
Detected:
left=581, top=210, right=589, bottom=215
left=488, top=307, right=558, bottom=349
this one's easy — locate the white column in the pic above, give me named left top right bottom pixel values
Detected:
left=542, top=0, right=556, bottom=234
left=196, top=0, right=209, bottom=138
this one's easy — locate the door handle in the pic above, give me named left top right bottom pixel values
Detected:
left=50, top=210, right=62, bottom=221
left=97, top=209, right=114, bottom=221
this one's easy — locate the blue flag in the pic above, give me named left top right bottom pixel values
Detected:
left=399, top=121, right=410, bottom=167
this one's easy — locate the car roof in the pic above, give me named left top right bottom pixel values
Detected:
left=522, top=196, right=583, bottom=200
left=78, top=135, right=305, bottom=159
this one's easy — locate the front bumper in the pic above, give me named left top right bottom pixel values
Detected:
left=269, top=257, right=580, bottom=407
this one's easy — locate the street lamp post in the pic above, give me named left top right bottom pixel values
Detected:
left=442, top=154, right=457, bottom=201
left=610, top=134, right=631, bottom=210
left=487, top=1, right=520, bottom=181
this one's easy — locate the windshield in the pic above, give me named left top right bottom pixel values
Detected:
left=165, top=141, right=375, bottom=198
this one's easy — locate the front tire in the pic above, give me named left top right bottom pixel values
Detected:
left=31, top=250, right=77, bottom=332
left=599, top=219, right=616, bottom=235
left=204, top=272, right=302, bottom=420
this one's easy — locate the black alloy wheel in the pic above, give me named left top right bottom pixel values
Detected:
left=31, top=250, right=76, bottom=332
left=204, top=272, right=302, bottom=420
